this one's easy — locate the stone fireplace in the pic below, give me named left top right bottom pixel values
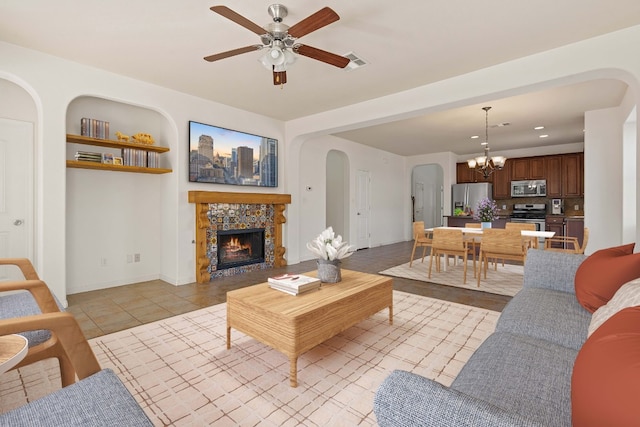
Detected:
left=188, top=191, right=291, bottom=283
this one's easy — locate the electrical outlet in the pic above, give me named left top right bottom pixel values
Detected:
left=502, top=205, right=507, bottom=210
left=101, top=258, right=108, bottom=267
left=574, top=204, right=579, bottom=211
left=134, top=253, right=140, bottom=262
left=127, top=254, right=133, bottom=263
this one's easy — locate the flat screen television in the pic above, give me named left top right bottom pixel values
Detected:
left=188, top=120, right=278, bottom=187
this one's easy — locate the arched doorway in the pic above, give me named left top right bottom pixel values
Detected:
left=326, top=150, right=349, bottom=240
left=411, top=164, right=444, bottom=229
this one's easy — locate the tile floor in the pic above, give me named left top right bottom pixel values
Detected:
left=66, top=240, right=511, bottom=339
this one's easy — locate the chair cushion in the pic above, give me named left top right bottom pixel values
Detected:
left=572, top=307, right=640, bottom=426
left=574, top=243, right=640, bottom=312
left=0, top=369, right=153, bottom=426
left=0, top=292, right=56, bottom=346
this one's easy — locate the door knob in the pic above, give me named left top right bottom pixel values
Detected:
left=13, top=219, right=23, bottom=226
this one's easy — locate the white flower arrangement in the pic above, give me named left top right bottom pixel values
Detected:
left=306, top=227, right=355, bottom=261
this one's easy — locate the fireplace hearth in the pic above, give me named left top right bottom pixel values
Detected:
left=217, top=228, right=265, bottom=270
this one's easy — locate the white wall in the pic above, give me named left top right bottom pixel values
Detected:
left=295, top=135, right=405, bottom=263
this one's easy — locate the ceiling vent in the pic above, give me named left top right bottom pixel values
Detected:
left=490, top=122, right=511, bottom=128
left=343, top=52, right=367, bottom=71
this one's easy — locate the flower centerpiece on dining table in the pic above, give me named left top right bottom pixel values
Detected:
left=474, top=197, right=499, bottom=228
left=306, top=227, right=355, bottom=283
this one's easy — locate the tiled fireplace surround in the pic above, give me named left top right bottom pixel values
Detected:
left=188, top=191, right=292, bottom=283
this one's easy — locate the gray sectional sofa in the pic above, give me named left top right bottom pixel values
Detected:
left=374, top=249, right=588, bottom=426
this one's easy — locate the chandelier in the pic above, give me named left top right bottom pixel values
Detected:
left=467, top=106, right=507, bottom=179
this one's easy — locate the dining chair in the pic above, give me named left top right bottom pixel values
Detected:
left=428, top=228, right=476, bottom=284
left=544, top=227, right=589, bottom=254
left=477, top=229, right=527, bottom=287
left=409, top=221, right=433, bottom=267
left=0, top=258, right=76, bottom=386
left=505, top=222, right=538, bottom=249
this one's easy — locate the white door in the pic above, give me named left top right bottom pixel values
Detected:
left=356, top=170, right=370, bottom=249
left=0, top=118, right=33, bottom=281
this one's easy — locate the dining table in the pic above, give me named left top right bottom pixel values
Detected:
left=426, top=226, right=555, bottom=239
left=425, top=226, right=555, bottom=270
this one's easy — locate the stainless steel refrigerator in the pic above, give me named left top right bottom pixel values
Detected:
left=452, top=183, right=493, bottom=215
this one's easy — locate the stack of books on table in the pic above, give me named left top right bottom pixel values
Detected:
left=268, top=274, right=321, bottom=295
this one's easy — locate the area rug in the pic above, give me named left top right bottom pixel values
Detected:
left=380, top=258, right=524, bottom=296
left=0, top=291, right=499, bottom=426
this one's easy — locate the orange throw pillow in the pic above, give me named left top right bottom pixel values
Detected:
left=572, top=307, right=640, bottom=426
left=574, top=243, right=640, bottom=312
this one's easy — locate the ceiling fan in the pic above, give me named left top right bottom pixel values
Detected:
left=204, top=4, right=350, bottom=85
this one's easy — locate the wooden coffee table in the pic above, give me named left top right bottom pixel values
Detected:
left=226, top=269, right=393, bottom=387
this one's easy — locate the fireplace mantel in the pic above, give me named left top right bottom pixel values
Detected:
left=188, top=191, right=292, bottom=283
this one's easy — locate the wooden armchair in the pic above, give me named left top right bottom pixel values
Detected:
left=0, top=259, right=78, bottom=386
left=428, top=229, right=476, bottom=284
left=477, top=229, right=527, bottom=287
left=409, top=221, right=433, bottom=267
left=544, top=227, right=589, bottom=254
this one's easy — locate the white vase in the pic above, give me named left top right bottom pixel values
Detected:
left=481, top=222, right=492, bottom=229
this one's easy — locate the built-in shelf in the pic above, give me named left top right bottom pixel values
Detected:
left=66, top=160, right=172, bottom=174
left=66, top=134, right=172, bottom=174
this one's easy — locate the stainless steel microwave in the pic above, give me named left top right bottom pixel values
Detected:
left=511, top=180, right=547, bottom=197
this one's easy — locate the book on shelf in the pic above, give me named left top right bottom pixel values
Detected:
left=268, top=274, right=321, bottom=295
left=80, top=117, right=110, bottom=140
left=74, top=151, right=102, bottom=162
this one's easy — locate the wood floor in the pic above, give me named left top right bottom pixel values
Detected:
left=66, top=240, right=511, bottom=339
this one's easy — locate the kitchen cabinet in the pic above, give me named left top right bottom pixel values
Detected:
left=492, top=161, right=511, bottom=199
left=562, top=153, right=583, bottom=197
left=456, top=162, right=492, bottom=183
left=546, top=216, right=565, bottom=249
left=510, top=158, right=530, bottom=180
left=545, top=155, right=563, bottom=197
left=565, top=217, right=585, bottom=249
left=510, top=156, right=545, bottom=181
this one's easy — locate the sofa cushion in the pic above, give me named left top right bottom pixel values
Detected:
left=574, top=243, right=640, bottom=312
left=495, top=287, right=590, bottom=350
left=588, top=278, right=640, bottom=336
left=452, top=331, right=577, bottom=427
left=0, top=368, right=152, bottom=426
left=572, top=307, right=640, bottom=426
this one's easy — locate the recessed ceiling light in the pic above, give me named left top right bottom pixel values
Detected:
left=539, top=134, right=549, bottom=138
left=470, top=135, right=479, bottom=139
left=534, top=126, right=545, bottom=130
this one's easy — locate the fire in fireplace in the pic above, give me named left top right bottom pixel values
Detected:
left=217, top=228, right=265, bottom=269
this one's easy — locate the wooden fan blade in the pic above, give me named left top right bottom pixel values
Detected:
left=294, top=44, right=350, bottom=68
left=273, top=70, right=287, bottom=85
left=204, top=45, right=262, bottom=62
left=288, top=7, right=339, bottom=38
left=210, top=5, right=265, bottom=36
